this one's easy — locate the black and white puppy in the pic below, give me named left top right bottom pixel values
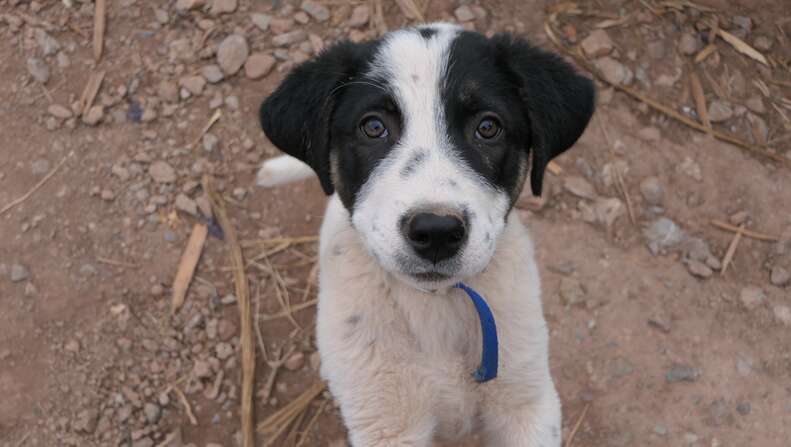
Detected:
left=256, top=23, right=594, bottom=447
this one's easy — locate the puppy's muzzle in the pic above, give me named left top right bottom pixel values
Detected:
left=401, top=210, right=468, bottom=263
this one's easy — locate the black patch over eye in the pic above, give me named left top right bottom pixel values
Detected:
left=360, top=116, right=389, bottom=139
left=475, top=117, right=502, bottom=140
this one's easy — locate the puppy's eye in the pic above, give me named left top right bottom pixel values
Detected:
left=475, top=117, right=501, bottom=140
left=361, top=117, right=389, bottom=139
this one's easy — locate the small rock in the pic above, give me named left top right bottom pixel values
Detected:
left=31, top=159, right=51, bottom=175
left=666, top=364, right=699, bottom=383
left=158, top=80, right=179, bottom=102
left=732, top=15, right=752, bottom=33
left=677, top=157, right=702, bottom=182
left=179, top=75, right=206, bottom=95
left=736, top=402, right=751, bottom=416
left=595, top=57, right=633, bottom=86
left=564, top=176, right=596, bottom=199
left=251, top=13, right=271, bottom=31
left=27, top=57, right=50, bottom=83
left=678, top=33, right=700, bottom=55
left=48, top=104, right=72, bottom=119
left=736, top=357, right=753, bottom=376
left=215, top=342, right=234, bottom=360
left=636, top=126, right=661, bottom=142
left=745, top=95, right=765, bottom=114
left=73, top=409, right=99, bottom=433
left=154, top=8, right=169, bottom=24
left=193, top=359, right=213, bottom=380
left=639, top=177, right=664, bottom=205
left=686, top=260, right=713, bottom=278
left=348, top=5, right=370, bottom=28
left=202, top=132, right=219, bottom=152
left=272, top=30, right=308, bottom=47
left=770, top=266, right=790, bottom=286
left=143, top=402, right=161, bottom=424
left=245, top=53, right=276, bottom=79
left=149, top=161, right=177, bottom=184
left=708, top=100, right=734, bottom=123
left=753, top=35, right=773, bottom=52
left=284, top=351, right=305, bottom=371
left=747, top=113, right=768, bottom=145
left=217, top=34, right=249, bottom=75
left=581, top=29, right=614, bottom=58
left=454, top=5, right=476, bottom=22
left=10, top=264, right=30, bottom=282
left=559, top=277, right=585, bottom=306
left=646, top=41, right=665, bottom=59
left=643, top=218, right=686, bottom=255
left=82, top=105, right=104, bottom=126
left=301, top=0, right=330, bottom=22
left=201, top=65, right=224, bottom=84
left=175, top=0, right=203, bottom=11
left=34, top=29, right=60, bottom=56
left=774, top=305, right=791, bottom=326
left=739, top=286, right=765, bottom=310
left=175, top=194, right=198, bottom=216
left=729, top=210, right=749, bottom=225
left=210, top=0, right=237, bottom=15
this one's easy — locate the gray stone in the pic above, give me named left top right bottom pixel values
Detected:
left=687, top=260, right=713, bottom=278
left=666, top=364, right=700, bottom=383
left=643, top=218, right=686, bottom=255
left=175, top=194, right=198, bottom=216
left=202, top=133, right=219, bottom=152
left=217, top=34, right=249, bottom=75
left=770, top=266, right=790, bottom=286
left=10, top=264, right=30, bottom=282
left=708, top=100, right=734, bottom=123
left=27, top=57, right=50, bottom=84
left=201, top=65, right=224, bottom=84
left=82, top=106, right=104, bottom=126
left=215, top=342, right=234, bottom=360
left=143, top=402, right=161, bottom=424
left=301, top=0, right=330, bottom=22
left=348, top=5, right=370, bottom=28
left=753, top=35, right=773, bottom=51
left=581, top=29, right=614, bottom=58
left=175, top=0, right=202, bottom=11
left=149, top=161, right=177, bottom=184
left=73, top=409, right=99, bottom=433
left=595, top=57, right=633, bottom=86
left=272, top=30, right=308, bottom=47
left=210, top=0, right=237, bottom=15
left=639, top=177, right=663, bottom=205
left=736, top=402, right=751, bottom=415
left=745, top=95, right=766, bottom=114
left=564, top=176, right=596, bottom=199
left=739, top=286, right=765, bottom=310
left=245, top=53, right=276, bottom=79
left=678, top=33, right=700, bottom=55
left=35, top=29, right=60, bottom=56
left=179, top=75, right=206, bottom=95
left=251, top=13, right=271, bottom=31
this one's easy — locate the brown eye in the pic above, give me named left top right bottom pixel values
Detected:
left=475, top=117, right=501, bottom=140
left=361, top=117, right=389, bottom=139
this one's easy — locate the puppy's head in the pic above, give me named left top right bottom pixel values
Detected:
left=260, top=23, right=594, bottom=289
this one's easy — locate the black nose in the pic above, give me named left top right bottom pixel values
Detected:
left=402, top=212, right=467, bottom=263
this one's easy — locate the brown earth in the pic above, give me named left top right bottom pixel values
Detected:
left=1, top=0, right=790, bottom=446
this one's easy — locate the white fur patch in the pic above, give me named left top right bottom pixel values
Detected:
left=256, top=154, right=315, bottom=188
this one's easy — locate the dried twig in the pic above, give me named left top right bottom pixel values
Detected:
left=93, top=0, right=106, bottom=61
left=79, top=71, right=105, bottom=116
left=169, top=386, right=198, bottom=426
left=259, top=344, right=296, bottom=403
left=564, top=403, right=591, bottom=447
left=0, top=151, right=73, bottom=217
left=189, top=109, right=222, bottom=149
left=260, top=299, right=318, bottom=322
left=720, top=223, right=744, bottom=274
left=171, top=223, right=208, bottom=313
left=204, top=176, right=256, bottom=447
left=710, top=220, right=779, bottom=242
left=596, top=116, right=636, bottom=226
left=97, top=257, right=139, bottom=269
left=689, top=71, right=711, bottom=131
left=295, top=399, right=328, bottom=447
left=258, top=381, right=327, bottom=435
left=717, top=29, right=768, bottom=66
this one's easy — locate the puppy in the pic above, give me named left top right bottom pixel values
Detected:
left=257, top=23, right=594, bottom=447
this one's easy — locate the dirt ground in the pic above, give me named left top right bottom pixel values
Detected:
left=1, top=0, right=791, bottom=446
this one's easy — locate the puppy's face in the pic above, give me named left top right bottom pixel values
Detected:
left=261, top=24, right=594, bottom=289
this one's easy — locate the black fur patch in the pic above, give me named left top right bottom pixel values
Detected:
left=418, top=27, right=437, bottom=39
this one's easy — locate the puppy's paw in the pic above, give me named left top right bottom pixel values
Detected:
left=255, top=155, right=314, bottom=188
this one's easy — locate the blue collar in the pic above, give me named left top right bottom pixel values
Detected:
left=454, top=283, right=499, bottom=383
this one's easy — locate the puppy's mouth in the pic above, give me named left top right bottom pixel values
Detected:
left=411, top=271, right=452, bottom=282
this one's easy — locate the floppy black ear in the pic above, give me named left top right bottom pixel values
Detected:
left=493, top=34, right=595, bottom=196
left=259, top=41, right=375, bottom=195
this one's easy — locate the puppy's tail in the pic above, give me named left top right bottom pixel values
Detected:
left=255, top=155, right=315, bottom=188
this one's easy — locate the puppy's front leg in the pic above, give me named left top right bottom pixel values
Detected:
left=482, top=386, right=562, bottom=447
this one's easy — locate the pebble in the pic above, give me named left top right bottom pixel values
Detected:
left=774, top=305, right=791, bottom=326
left=73, top=409, right=99, bottom=433
left=736, top=402, right=751, bottom=415
left=245, top=53, right=276, bottom=79
left=595, top=57, right=633, bottom=86
left=143, top=402, right=161, bottom=424
left=666, top=364, right=700, bottom=383
left=175, top=194, right=198, bottom=216
left=637, top=126, right=661, bottom=142
left=175, top=0, right=202, bottom=11
left=179, top=75, right=206, bottom=95
left=217, top=34, right=249, bottom=75
left=149, top=161, right=177, bottom=184
left=193, top=359, right=213, bottom=380
left=770, top=266, right=790, bottom=286
left=708, top=100, right=734, bottom=122
left=677, top=157, right=703, bottom=182
left=348, top=5, right=370, bottom=28
left=201, top=65, right=224, bottom=84
left=48, top=104, right=72, bottom=119
left=745, top=95, right=765, bottom=114
left=454, top=5, right=476, bottom=22
left=10, top=264, right=30, bottom=282
left=678, top=33, right=700, bottom=55
left=639, top=177, right=663, bottom=205
left=564, top=176, right=597, bottom=200
left=643, top=218, right=686, bottom=255
left=753, top=35, right=773, bottom=51
left=687, top=260, right=713, bottom=278
left=739, top=286, right=765, bottom=310
left=210, top=0, right=237, bottom=15
left=154, top=8, right=169, bottom=24
left=581, top=29, right=614, bottom=58
left=215, top=342, right=234, bottom=360
left=82, top=106, right=104, bottom=126
left=157, top=80, right=179, bottom=103
left=27, top=57, right=50, bottom=83
left=251, top=13, right=271, bottom=31
left=559, top=277, right=585, bottom=306
left=34, top=28, right=60, bottom=56
left=31, top=159, right=51, bottom=175
left=301, top=0, right=330, bottom=22
left=284, top=351, right=305, bottom=370
left=272, top=30, right=308, bottom=47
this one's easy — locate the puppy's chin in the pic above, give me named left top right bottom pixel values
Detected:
left=391, top=271, right=459, bottom=295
